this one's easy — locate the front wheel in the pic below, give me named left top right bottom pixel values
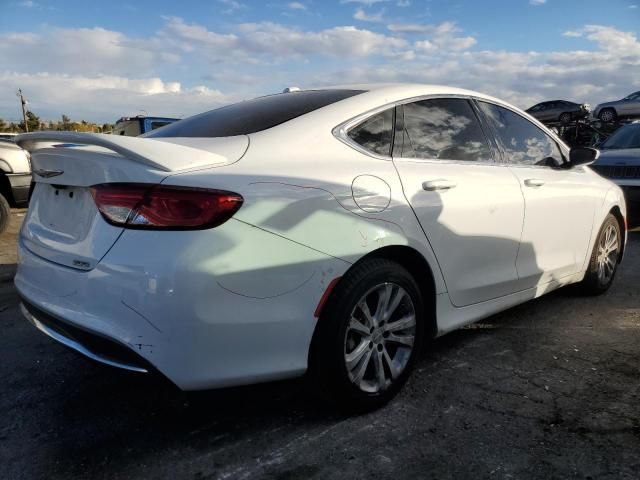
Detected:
left=579, top=214, right=622, bottom=295
left=310, top=258, right=424, bottom=411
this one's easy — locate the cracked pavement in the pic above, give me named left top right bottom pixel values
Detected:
left=1, top=210, right=639, bottom=479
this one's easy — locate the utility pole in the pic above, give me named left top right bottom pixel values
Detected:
left=16, top=89, right=28, bottom=133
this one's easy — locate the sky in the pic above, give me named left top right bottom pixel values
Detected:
left=0, top=0, right=638, bottom=123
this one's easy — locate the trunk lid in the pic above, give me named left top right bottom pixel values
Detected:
left=16, top=132, right=248, bottom=270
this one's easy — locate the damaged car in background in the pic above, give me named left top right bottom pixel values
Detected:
left=591, top=122, right=640, bottom=214
left=15, top=84, right=627, bottom=410
left=526, top=100, right=590, bottom=124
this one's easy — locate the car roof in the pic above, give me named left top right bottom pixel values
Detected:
left=306, top=83, right=514, bottom=108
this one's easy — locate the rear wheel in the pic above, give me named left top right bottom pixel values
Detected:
left=598, top=108, right=617, bottom=123
left=0, top=193, right=10, bottom=234
left=310, top=258, right=424, bottom=411
left=579, top=214, right=622, bottom=295
left=559, top=112, right=571, bottom=124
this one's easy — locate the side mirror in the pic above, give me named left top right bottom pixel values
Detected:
left=569, top=147, right=599, bottom=167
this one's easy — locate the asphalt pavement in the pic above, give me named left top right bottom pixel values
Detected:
left=1, top=211, right=639, bottom=480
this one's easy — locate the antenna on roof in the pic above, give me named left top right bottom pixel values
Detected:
left=282, top=87, right=301, bottom=93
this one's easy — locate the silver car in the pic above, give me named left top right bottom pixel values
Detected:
left=593, top=91, right=640, bottom=123
left=525, top=100, right=589, bottom=124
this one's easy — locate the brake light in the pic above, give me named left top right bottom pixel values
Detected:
left=90, top=183, right=243, bottom=230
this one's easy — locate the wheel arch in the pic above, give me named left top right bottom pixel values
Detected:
left=0, top=172, right=15, bottom=206
left=599, top=106, right=617, bottom=118
left=313, top=245, right=439, bottom=341
left=609, top=205, right=626, bottom=261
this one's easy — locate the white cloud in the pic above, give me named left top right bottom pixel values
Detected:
left=630, top=4, right=638, bottom=8
left=397, top=0, right=410, bottom=6
left=353, top=8, right=384, bottom=22
left=0, top=27, right=176, bottom=77
left=529, top=0, right=547, bottom=5
left=0, top=18, right=638, bottom=125
left=217, top=0, right=246, bottom=14
left=562, top=30, right=582, bottom=38
left=0, top=72, right=232, bottom=122
left=163, top=17, right=408, bottom=59
left=287, top=2, right=307, bottom=10
left=305, top=24, right=640, bottom=111
left=340, top=0, right=389, bottom=5
left=389, top=21, right=476, bottom=51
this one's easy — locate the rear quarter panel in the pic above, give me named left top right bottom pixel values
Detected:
left=163, top=117, right=447, bottom=295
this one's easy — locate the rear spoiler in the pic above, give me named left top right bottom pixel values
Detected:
left=16, top=132, right=229, bottom=173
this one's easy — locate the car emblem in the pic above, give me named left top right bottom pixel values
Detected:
left=33, top=168, right=64, bottom=178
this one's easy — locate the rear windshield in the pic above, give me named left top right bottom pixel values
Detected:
left=145, top=89, right=365, bottom=138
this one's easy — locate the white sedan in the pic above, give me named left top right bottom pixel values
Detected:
left=15, top=84, right=626, bottom=410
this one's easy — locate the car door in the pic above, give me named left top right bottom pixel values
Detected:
left=619, top=92, right=640, bottom=116
left=476, top=100, right=598, bottom=288
left=540, top=102, right=558, bottom=122
left=392, top=97, right=525, bottom=307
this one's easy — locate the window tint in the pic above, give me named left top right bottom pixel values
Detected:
left=400, top=98, right=492, bottom=161
left=477, top=101, right=564, bottom=167
left=145, top=89, right=364, bottom=138
left=601, top=124, right=640, bottom=150
left=150, top=121, right=171, bottom=130
left=347, top=108, right=394, bottom=156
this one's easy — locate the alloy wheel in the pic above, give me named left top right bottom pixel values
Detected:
left=343, top=283, right=416, bottom=393
left=596, top=224, right=619, bottom=285
left=600, top=110, right=614, bottom=122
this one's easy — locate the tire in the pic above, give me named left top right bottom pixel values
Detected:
left=579, top=214, right=622, bottom=295
left=559, top=112, right=571, bottom=124
left=598, top=108, right=617, bottom=123
left=0, top=193, right=10, bottom=234
left=310, top=258, right=424, bottom=411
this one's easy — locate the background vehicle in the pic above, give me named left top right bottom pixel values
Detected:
left=0, top=133, right=19, bottom=141
left=0, top=139, right=30, bottom=232
left=112, top=115, right=179, bottom=136
left=15, top=85, right=626, bottom=410
left=590, top=122, right=640, bottom=216
left=526, top=100, right=590, bottom=124
left=593, top=91, right=640, bottom=123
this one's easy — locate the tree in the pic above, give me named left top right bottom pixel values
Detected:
left=18, top=111, right=40, bottom=132
left=61, top=114, right=71, bottom=131
left=0, top=119, right=6, bottom=132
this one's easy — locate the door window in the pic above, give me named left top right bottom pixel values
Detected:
left=477, top=101, right=564, bottom=167
left=399, top=98, right=493, bottom=162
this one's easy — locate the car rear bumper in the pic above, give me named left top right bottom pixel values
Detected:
left=15, top=219, right=348, bottom=390
left=20, top=300, right=152, bottom=373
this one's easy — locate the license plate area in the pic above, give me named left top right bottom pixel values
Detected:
left=31, top=184, right=96, bottom=243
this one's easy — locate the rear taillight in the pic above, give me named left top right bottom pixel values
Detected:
left=90, top=183, right=243, bottom=230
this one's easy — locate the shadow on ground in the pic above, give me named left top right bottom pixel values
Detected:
left=1, top=211, right=639, bottom=479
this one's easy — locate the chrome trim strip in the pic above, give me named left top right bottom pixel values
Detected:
left=20, top=303, right=148, bottom=373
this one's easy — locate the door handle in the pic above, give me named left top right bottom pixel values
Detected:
left=524, top=178, right=545, bottom=187
left=422, top=179, right=457, bottom=191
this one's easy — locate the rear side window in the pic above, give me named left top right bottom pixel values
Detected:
left=399, top=98, right=492, bottom=161
left=477, top=101, right=564, bottom=167
left=347, top=108, right=395, bottom=156
left=145, top=89, right=365, bottom=138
